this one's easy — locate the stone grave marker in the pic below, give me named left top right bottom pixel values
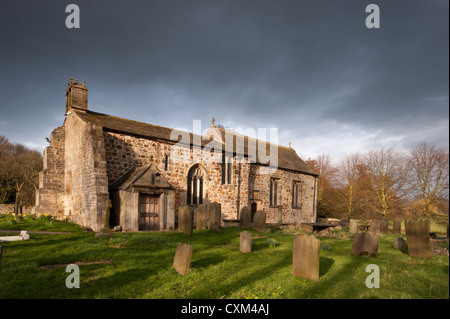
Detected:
left=351, top=233, right=380, bottom=258
left=393, top=237, right=406, bottom=250
left=393, top=220, right=402, bottom=234
left=405, top=220, right=432, bottom=259
left=178, top=206, right=194, bottom=236
left=292, top=234, right=320, bottom=281
left=369, top=220, right=382, bottom=235
left=349, top=219, right=358, bottom=234
left=96, top=199, right=114, bottom=237
left=252, top=211, right=266, bottom=232
left=380, top=219, right=388, bottom=234
left=196, top=204, right=208, bottom=230
left=240, top=231, right=252, bottom=253
left=208, top=202, right=221, bottom=231
left=239, top=206, right=251, bottom=229
left=173, top=242, right=193, bottom=275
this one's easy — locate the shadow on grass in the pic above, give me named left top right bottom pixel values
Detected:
left=319, top=257, right=334, bottom=277
left=191, top=254, right=226, bottom=269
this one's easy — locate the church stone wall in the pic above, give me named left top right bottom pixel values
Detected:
left=249, top=165, right=317, bottom=224
left=63, top=114, right=109, bottom=231
left=103, top=131, right=251, bottom=220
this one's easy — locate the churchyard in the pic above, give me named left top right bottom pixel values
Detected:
left=0, top=213, right=448, bottom=299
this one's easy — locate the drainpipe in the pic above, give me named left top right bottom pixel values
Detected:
left=313, top=176, right=318, bottom=222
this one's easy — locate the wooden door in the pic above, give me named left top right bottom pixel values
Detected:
left=139, top=194, right=160, bottom=230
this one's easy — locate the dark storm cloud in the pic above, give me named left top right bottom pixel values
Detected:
left=0, top=0, right=448, bottom=159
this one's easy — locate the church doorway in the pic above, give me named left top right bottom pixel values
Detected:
left=138, top=194, right=160, bottom=230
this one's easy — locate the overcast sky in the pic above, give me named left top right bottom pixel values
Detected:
left=0, top=0, right=448, bottom=163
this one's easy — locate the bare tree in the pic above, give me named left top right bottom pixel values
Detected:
left=408, top=142, right=449, bottom=218
left=366, top=147, right=407, bottom=218
left=336, top=153, right=363, bottom=218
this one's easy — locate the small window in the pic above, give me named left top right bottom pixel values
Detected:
left=221, top=154, right=232, bottom=184
left=270, top=178, right=279, bottom=207
left=292, top=181, right=302, bottom=209
left=164, top=155, right=169, bottom=171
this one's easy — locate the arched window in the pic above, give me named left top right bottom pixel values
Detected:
left=187, top=164, right=207, bottom=205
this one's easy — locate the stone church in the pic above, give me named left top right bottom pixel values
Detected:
left=34, top=79, right=319, bottom=232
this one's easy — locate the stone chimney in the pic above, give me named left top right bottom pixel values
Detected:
left=65, top=78, right=88, bottom=113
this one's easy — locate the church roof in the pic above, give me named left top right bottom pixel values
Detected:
left=71, top=108, right=318, bottom=176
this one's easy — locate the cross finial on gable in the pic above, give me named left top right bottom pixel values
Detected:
left=211, top=117, right=216, bottom=127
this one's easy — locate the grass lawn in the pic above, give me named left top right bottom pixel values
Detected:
left=0, top=215, right=448, bottom=299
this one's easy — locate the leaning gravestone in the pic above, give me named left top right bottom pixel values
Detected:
left=349, top=219, right=358, bottom=234
left=252, top=211, right=266, bottom=232
left=239, top=206, right=251, bottom=229
left=393, top=219, right=402, bottom=234
left=173, top=242, right=193, bottom=275
left=178, top=206, right=194, bottom=236
left=405, top=220, right=432, bottom=259
left=208, top=202, right=221, bottom=231
left=369, top=220, right=382, bottom=235
left=393, top=237, right=406, bottom=250
left=240, top=231, right=252, bottom=253
left=351, top=233, right=380, bottom=258
left=292, top=234, right=320, bottom=281
left=380, top=220, right=388, bottom=234
left=196, top=204, right=208, bottom=230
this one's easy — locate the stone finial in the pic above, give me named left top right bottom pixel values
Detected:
left=289, top=141, right=292, bottom=148
left=211, top=117, right=216, bottom=127
left=70, top=77, right=74, bottom=85
left=82, top=80, right=86, bottom=87
left=75, top=78, right=79, bottom=85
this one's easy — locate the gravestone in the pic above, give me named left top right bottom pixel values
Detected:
left=96, top=199, right=114, bottom=237
left=292, top=234, right=320, bottom=281
left=178, top=206, right=194, bottom=235
left=380, top=220, right=388, bottom=234
left=393, top=219, right=402, bottom=234
left=405, top=220, right=432, bottom=259
left=393, top=237, right=406, bottom=250
left=351, top=233, right=380, bottom=258
left=240, top=231, right=252, bottom=253
left=239, top=206, right=251, bottom=229
left=173, top=242, right=193, bottom=275
left=369, top=220, right=382, bottom=235
left=252, top=211, right=266, bottom=232
left=208, top=202, right=221, bottom=231
left=196, top=204, right=208, bottom=230
left=349, top=219, right=358, bottom=234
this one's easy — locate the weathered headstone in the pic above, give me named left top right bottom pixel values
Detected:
left=96, top=199, right=114, bottom=237
left=208, top=202, right=221, bottom=231
left=292, top=234, right=320, bottom=281
left=239, top=206, right=251, bottom=229
left=349, top=219, right=358, bottom=234
left=405, top=220, right=432, bottom=259
left=196, top=204, right=208, bottom=230
left=380, top=219, right=388, bottom=234
left=178, top=206, right=194, bottom=235
left=369, top=220, right=382, bottom=235
left=252, top=211, right=266, bottom=232
left=393, top=219, right=402, bottom=234
left=173, top=242, right=193, bottom=275
left=351, top=233, right=380, bottom=258
left=393, top=237, right=406, bottom=250
left=240, top=231, right=252, bottom=253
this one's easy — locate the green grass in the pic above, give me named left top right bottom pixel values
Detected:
left=0, top=218, right=448, bottom=299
